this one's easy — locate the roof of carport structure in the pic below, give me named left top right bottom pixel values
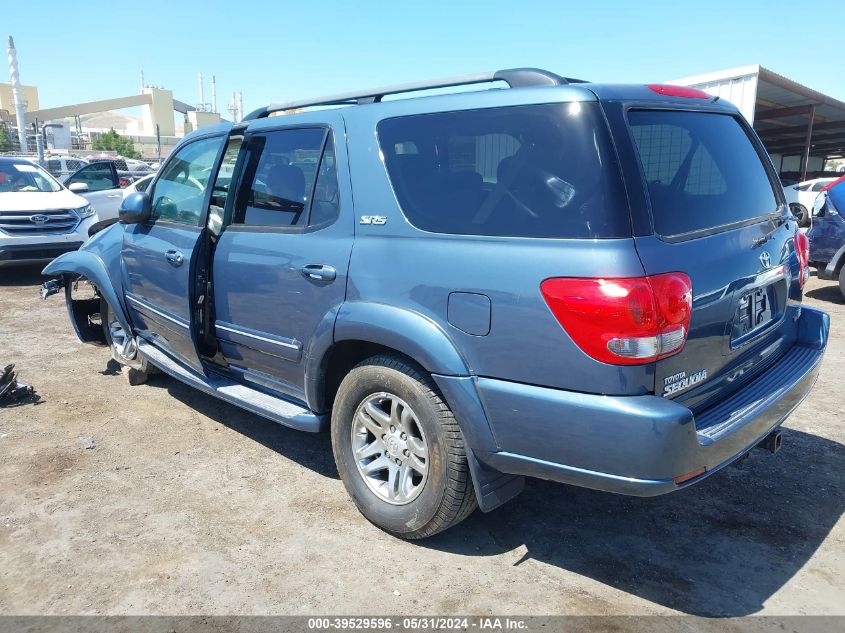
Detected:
left=670, top=65, right=845, bottom=160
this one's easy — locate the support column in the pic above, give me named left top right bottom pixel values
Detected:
left=800, top=105, right=816, bottom=182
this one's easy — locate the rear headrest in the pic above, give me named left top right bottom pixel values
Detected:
left=394, top=154, right=438, bottom=177
left=272, top=164, right=306, bottom=201
left=497, top=156, right=517, bottom=183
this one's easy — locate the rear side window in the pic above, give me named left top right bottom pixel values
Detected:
left=233, top=128, right=338, bottom=228
left=377, top=103, right=629, bottom=238
left=629, top=110, right=778, bottom=237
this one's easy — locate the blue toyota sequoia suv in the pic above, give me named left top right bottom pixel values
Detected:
left=42, top=69, right=829, bottom=538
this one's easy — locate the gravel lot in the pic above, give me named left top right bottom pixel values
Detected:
left=0, top=266, right=842, bottom=616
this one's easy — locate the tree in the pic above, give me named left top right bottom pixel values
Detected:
left=0, top=125, right=12, bottom=152
left=92, top=128, right=141, bottom=159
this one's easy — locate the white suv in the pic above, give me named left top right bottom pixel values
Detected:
left=0, top=157, right=98, bottom=267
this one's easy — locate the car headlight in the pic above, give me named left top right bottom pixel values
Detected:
left=74, top=204, right=95, bottom=219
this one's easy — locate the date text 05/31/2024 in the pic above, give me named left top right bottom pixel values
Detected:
left=307, top=617, right=528, bottom=630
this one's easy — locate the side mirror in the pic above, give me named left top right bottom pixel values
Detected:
left=68, top=182, right=89, bottom=193
left=119, top=191, right=152, bottom=224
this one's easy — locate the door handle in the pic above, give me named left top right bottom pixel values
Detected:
left=106, top=194, right=122, bottom=199
left=300, top=264, right=336, bottom=282
left=165, top=249, right=184, bottom=266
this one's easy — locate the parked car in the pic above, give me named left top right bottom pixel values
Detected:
left=784, top=177, right=838, bottom=227
left=122, top=173, right=154, bottom=197
left=808, top=178, right=845, bottom=297
left=0, top=157, right=97, bottom=267
left=78, top=156, right=143, bottom=185
left=123, top=158, right=155, bottom=178
left=62, top=161, right=131, bottom=222
left=41, top=69, right=828, bottom=539
left=44, top=156, right=90, bottom=181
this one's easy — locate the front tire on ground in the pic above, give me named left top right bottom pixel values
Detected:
left=331, top=354, right=477, bottom=539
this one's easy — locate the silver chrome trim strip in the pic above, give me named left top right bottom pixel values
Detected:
left=215, top=323, right=300, bottom=351
left=126, top=294, right=189, bottom=329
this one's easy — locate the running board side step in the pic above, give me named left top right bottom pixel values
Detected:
left=137, top=339, right=327, bottom=433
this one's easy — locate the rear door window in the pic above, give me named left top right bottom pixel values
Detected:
left=628, top=110, right=779, bottom=237
left=377, top=103, right=629, bottom=238
left=231, top=128, right=340, bottom=229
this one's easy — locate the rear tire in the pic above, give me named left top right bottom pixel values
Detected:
left=792, top=203, right=811, bottom=228
left=101, top=299, right=154, bottom=384
left=331, top=354, right=477, bottom=539
left=838, top=264, right=845, bottom=300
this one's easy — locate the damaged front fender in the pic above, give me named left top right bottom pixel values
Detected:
left=41, top=222, right=132, bottom=342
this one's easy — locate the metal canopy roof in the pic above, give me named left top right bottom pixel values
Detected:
left=671, top=65, right=845, bottom=175
left=754, top=67, right=845, bottom=160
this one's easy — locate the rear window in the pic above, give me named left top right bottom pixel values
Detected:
left=629, top=110, right=778, bottom=237
left=377, top=103, right=629, bottom=238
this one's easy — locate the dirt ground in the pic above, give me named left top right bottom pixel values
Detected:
left=0, top=266, right=842, bottom=617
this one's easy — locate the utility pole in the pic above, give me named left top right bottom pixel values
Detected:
left=211, top=75, right=217, bottom=114
left=228, top=92, right=238, bottom=122
left=6, top=36, right=28, bottom=152
left=33, top=119, right=43, bottom=164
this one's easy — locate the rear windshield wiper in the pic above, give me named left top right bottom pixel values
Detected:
left=767, top=209, right=789, bottom=229
left=752, top=210, right=789, bottom=247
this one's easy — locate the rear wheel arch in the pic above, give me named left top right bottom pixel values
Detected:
left=831, top=245, right=845, bottom=277
left=308, top=303, right=471, bottom=413
left=313, top=340, right=425, bottom=414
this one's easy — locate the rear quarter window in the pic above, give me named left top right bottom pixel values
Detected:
left=628, top=110, right=779, bottom=237
left=377, top=103, right=629, bottom=238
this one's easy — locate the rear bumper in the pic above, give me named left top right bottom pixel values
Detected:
left=468, top=306, right=829, bottom=496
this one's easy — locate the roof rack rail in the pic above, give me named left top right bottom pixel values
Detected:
left=244, top=67, right=579, bottom=120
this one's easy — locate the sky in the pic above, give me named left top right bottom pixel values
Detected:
left=3, top=0, right=844, bottom=116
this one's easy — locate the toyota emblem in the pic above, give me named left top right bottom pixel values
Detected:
left=759, top=252, right=771, bottom=268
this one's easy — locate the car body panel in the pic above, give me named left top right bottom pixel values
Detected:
left=808, top=182, right=845, bottom=268
left=477, top=306, right=827, bottom=494
left=121, top=133, right=227, bottom=372
left=343, top=89, right=654, bottom=395
left=211, top=110, right=354, bottom=403
left=42, top=221, right=132, bottom=334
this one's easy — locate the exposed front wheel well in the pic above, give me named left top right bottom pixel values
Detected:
left=64, top=276, right=107, bottom=346
left=317, top=341, right=425, bottom=414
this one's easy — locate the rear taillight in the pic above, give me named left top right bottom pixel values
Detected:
left=118, top=177, right=130, bottom=188
left=646, top=84, right=710, bottom=99
left=795, top=229, right=810, bottom=288
left=540, top=273, right=693, bottom=365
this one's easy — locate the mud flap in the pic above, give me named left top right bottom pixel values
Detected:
left=467, top=449, right=525, bottom=512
